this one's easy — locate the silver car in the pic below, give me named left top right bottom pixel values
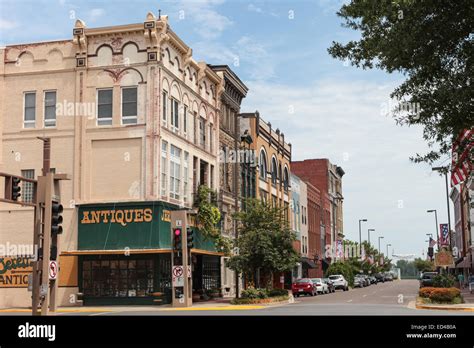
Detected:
left=328, top=274, right=349, bottom=291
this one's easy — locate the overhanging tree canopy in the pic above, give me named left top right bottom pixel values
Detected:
left=328, top=0, right=473, bottom=164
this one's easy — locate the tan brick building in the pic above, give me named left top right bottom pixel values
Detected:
left=0, top=12, right=229, bottom=307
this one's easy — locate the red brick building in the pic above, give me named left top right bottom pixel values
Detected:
left=292, top=158, right=345, bottom=275
left=306, top=182, right=324, bottom=277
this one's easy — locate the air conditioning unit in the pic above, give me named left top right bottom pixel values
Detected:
left=144, top=21, right=155, bottom=29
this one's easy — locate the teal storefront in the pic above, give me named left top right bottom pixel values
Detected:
left=75, top=201, right=221, bottom=305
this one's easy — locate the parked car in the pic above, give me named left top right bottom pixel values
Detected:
left=362, top=275, right=371, bottom=286
left=292, top=278, right=317, bottom=297
left=323, top=278, right=335, bottom=293
left=311, top=278, right=329, bottom=294
left=328, top=274, right=349, bottom=291
left=374, top=273, right=385, bottom=283
left=419, top=272, right=438, bottom=288
left=353, top=276, right=364, bottom=288
left=384, top=272, right=393, bottom=282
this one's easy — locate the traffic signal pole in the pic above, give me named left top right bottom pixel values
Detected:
left=171, top=210, right=192, bottom=307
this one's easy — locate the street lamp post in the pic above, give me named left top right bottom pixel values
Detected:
left=432, top=166, right=452, bottom=250
left=359, top=219, right=367, bottom=254
left=386, top=243, right=392, bottom=259
left=378, top=236, right=384, bottom=256
left=427, top=210, right=439, bottom=251
left=368, top=228, right=375, bottom=245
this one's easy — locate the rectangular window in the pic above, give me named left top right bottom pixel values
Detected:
left=199, top=117, right=205, bottom=148
left=171, top=99, right=179, bottom=131
left=161, top=141, right=167, bottom=197
left=170, top=145, right=181, bottom=200
left=44, top=91, right=56, bottom=128
left=209, top=126, right=213, bottom=152
left=184, top=151, right=189, bottom=204
left=162, top=91, right=168, bottom=125
left=24, top=92, right=36, bottom=128
left=97, top=89, right=113, bottom=126
left=183, top=106, right=188, bottom=136
left=21, top=169, right=34, bottom=203
left=122, top=87, right=137, bottom=125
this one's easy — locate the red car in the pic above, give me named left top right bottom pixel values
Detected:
left=292, top=278, right=317, bottom=297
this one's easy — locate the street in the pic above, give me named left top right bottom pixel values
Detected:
left=3, top=280, right=464, bottom=316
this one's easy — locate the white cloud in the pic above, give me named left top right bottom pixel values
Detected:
left=247, top=4, right=263, bottom=13
left=0, top=19, right=18, bottom=30
left=89, top=8, right=105, bottom=22
left=175, top=0, right=232, bottom=40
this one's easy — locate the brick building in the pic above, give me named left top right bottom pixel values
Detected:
left=0, top=12, right=233, bottom=307
left=292, top=158, right=345, bottom=273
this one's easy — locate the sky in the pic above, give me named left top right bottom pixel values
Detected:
left=0, top=0, right=453, bottom=258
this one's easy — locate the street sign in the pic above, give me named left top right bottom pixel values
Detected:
left=172, top=266, right=184, bottom=286
left=49, top=261, right=58, bottom=280
left=176, top=219, right=182, bottom=227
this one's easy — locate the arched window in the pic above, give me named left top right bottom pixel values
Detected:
left=259, top=150, right=267, bottom=179
left=271, top=157, right=278, bottom=185
left=278, top=163, right=282, bottom=187
left=283, top=167, right=289, bottom=191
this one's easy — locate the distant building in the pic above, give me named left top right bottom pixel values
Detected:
left=291, top=158, right=345, bottom=270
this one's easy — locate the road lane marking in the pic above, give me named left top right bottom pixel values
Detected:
left=347, top=299, right=353, bottom=302
left=363, top=294, right=367, bottom=297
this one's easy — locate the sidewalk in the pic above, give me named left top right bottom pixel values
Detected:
left=0, top=298, right=280, bottom=314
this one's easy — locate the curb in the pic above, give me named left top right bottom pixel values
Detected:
left=415, top=303, right=474, bottom=312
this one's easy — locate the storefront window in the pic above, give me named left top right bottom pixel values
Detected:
left=82, top=256, right=156, bottom=298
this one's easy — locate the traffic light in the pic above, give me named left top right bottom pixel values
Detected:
left=11, top=176, right=21, bottom=201
left=173, top=228, right=182, bottom=252
left=186, top=227, right=194, bottom=249
left=51, top=202, right=63, bottom=235
left=427, top=247, right=434, bottom=258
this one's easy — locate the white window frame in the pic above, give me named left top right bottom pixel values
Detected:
left=183, top=105, right=188, bottom=138
left=161, top=141, right=168, bottom=197
left=183, top=151, right=189, bottom=204
left=97, top=88, right=113, bottom=126
left=121, top=86, right=138, bottom=125
left=23, top=91, right=36, bottom=129
left=171, top=98, right=179, bottom=133
left=169, top=145, right=181, bottom=200
left=43, top=90, right=57, bottom=128
left=162, top=91, right=168, bottom=127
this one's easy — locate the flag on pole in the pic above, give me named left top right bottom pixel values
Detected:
left=429, top=237, right=437, bottom=248
left=439, top=223, right=449, bottom=246
left=451, top=129, right=473, bottom=186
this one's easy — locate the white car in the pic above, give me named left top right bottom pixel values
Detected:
left=328, top=274, right=349, bottom=291
left=311, top=278, right=329, bottom=294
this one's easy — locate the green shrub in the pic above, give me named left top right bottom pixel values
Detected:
left=266, top=288, right=288, bottom=297
left=241, top=288, right=268, bottom=299
left=231, top=295, right=289, bottom=305
left=432, top=274, right=455, bottom=288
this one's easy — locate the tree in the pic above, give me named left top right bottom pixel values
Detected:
left=328, top=0, right=473, bottom=164
left=226, top=198, right=299, bottom=288
left=194, top=185, right=232, bottom=255
left=414, top=257, right=435, bottom=273
left=326, top=261, right=354, bottom=287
